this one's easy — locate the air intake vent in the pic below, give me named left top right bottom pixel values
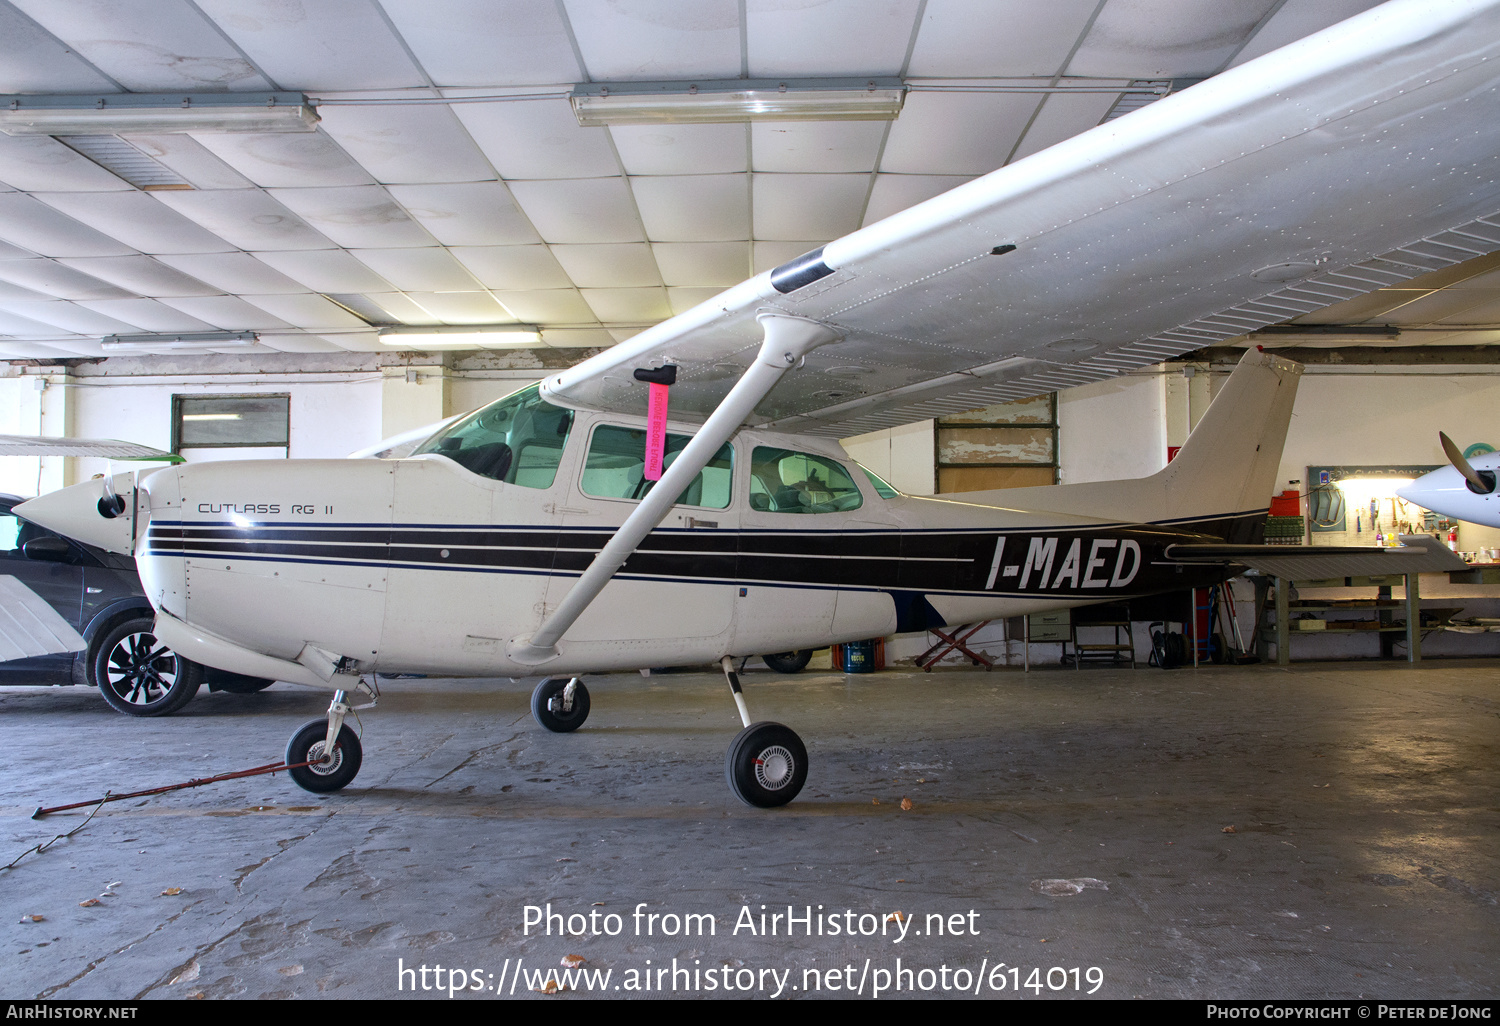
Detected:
left=57, top=135, right=192, bottom=190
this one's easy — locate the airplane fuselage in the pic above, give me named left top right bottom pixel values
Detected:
left=126, top=407, right=1229, bottom=681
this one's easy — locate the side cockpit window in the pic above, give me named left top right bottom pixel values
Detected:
left=581, top=425, right=733, bottom=509
left=749, top=447, right=863, bottom=514
left=412, top=384, right=574, bottom=488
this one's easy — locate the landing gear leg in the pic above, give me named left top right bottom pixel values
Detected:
left=720, top=656, right=806, bottom=808
left=286, top=677, right=377, bottom=794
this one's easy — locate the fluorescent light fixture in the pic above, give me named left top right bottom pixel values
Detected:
left=181, top=413, right=243, bottom=421
left=0, top=93, right=318, bottom=136
left=570, top=78, right=906, bottom=126
left=101, top=331, right=260, bottom=352
left=379, top=326, right=542, bottom=350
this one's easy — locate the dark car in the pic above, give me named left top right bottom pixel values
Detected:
left=0, top=493, right=272, bottom=715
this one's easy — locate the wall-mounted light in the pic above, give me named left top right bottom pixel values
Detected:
left=570, top=78, right=906, bottom=126
left=101, top=331, right=260, bottom=352
left=379, top=326, right=542, bottom=350
left=0, top=93, right=318, bottom=136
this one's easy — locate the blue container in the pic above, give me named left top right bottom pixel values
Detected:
left=841, top=639, right=876, bottom=673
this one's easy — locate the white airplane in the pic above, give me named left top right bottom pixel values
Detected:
left=1396, top=433, right=1500, bottom=527
left=15, top=0, right=1500, bottom=807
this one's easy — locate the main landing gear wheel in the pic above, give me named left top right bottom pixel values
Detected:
left=762, top=650, right=813, bottom=674
left=531, top=677, right=590, bottom=732
left=725, top=721, right=807, bottom=808
left=285, top=719, right=363, bottom=793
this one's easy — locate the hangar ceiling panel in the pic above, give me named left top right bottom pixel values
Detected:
left=77, top=297, right=215, bottom=333
left=610, top=123, right=749, bottom=176
left=651, top=243, right=749, bottom=288
left=0, top=135, right=133, bottom=193
left=750, top=121, right=888, bottom=175
left=195, top=0, right=427, bottom=92
left=386, top=183, right=540, bottom=248
left=0, top=0, right=1491, bottom=370
left=744, top=0, right=920, bottom=77
left=564, top=0, right=742, bottom=81
left=378, top=0, right=582, bottom=87
left=6, top=0, right=271, bottom=92
left=0, top=260, right=134, bottom=301
left=551, top=244, right=664, bottom=289
left=448, top=97, right=619, bottom=181
left=251, top=249, right=394, bottom=295
left=449, top=245, right=572, bottom=292
left=631, top=175, right=749, bottom=243
left=57, top=256, right=219, bottom=298
left=316, top=105, right=497, bottom=186
left=906, top=0, right=1104, bottom=77
left=267, top=186, right=435, bottom=250
left=0, top=3, right=116, bottom=93
left=1067, top=0, right=1285, bottom=77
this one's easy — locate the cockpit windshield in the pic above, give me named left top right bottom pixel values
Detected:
left=411, top=384, right=574, bottom=488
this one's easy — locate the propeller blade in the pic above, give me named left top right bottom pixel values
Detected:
left=1440, top=431, right=1491, bottom=494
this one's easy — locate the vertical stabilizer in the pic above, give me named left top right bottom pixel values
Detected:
left=945, top=348, right=1303, bottom=538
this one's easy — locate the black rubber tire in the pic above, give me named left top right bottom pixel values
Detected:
left=211, top=673, right=276, bottom=694
left=284, top=719, right=362, bottom=793
left=531, top=677, right=590, bottom=732
left=762, top=650, right=813, bottom=674
left=725, top=721, right=808, bottom=808
left=93, top=617, right=203, bottom=717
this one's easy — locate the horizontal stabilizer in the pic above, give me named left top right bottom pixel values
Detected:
left=0, top=434, right=180, bottom=461
left=1165, top=537, right=1468, bottom=580
left=0, top=575, right=85, bottom=661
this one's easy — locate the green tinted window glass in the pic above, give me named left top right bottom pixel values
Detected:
left=749, top=447, right=863, bottom=514
left=582, top=424, right=732, bottom=509
left=858, top=464, right=901, bottom=499
left=412, top=384, right=574, bottom=488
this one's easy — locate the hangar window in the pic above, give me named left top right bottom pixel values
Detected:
left=172, top=394, right=290, bottom=459
left=412, top=384, right=574, bottom=488
left=581, top=425, right=733, bottom=509
left=935, top=392, right=1057, bottom=492
left=749, top=447, right=863, bottom=514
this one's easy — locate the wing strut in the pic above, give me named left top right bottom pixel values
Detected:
left=508, top=313, right=841, bottom=666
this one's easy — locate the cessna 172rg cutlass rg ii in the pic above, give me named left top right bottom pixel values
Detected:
left=17, top=0, right=1500, bottom=807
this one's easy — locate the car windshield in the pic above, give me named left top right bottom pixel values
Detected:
left=412, top=384, right=574, bottom=488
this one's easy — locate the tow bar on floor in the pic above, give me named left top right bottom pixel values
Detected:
left=31, top=758, right=318, bottom=819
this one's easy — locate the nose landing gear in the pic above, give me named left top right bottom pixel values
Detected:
left=285, top=679, right=378, bottom=794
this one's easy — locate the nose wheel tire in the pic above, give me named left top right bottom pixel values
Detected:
left=725, top=721, right=807, bottom=807
left=92, top=617, right=203, bottom=717
left=285, top=719, right=363, bottom=793
left=531, top=677, right=590, bottom=732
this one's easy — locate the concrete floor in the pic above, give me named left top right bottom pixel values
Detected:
left=0, top=659, right=1496, bottom=1001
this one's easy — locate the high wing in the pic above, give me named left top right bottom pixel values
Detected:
left=542, top=0, right=1500, bottom=436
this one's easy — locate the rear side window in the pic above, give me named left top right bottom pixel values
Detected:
left=413, top=385, right=574, bottom=488
left=581, top=424, right=733, bottom=509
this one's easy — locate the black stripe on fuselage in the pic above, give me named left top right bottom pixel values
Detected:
left=146, top=513, right=1249, bottom=598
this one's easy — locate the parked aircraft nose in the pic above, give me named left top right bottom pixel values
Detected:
left=13, top=475, right=139, bottom=555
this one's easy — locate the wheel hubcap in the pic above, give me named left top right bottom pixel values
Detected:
left=106, top=633, right=175, bottom=705
left=305, top=739, right=343, bottom=775
left=754, top=745, right=794, bottom=789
